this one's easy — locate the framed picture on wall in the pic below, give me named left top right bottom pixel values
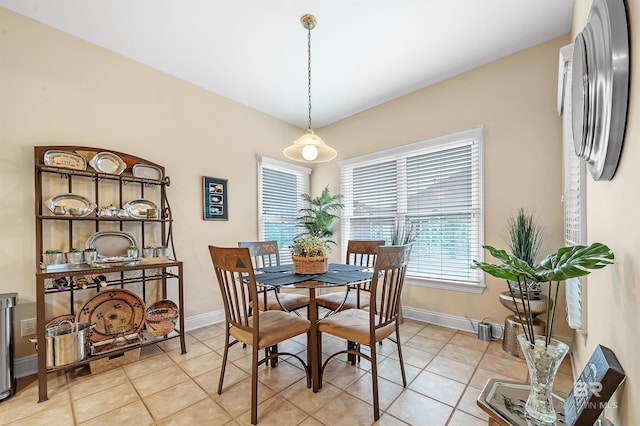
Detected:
left=203, top=176, right=228, bottom=220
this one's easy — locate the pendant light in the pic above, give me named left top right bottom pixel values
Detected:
left=283, top=14, right=337, bottom=163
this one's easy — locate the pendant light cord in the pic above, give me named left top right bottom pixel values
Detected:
left=307, top=25, right=312, bottom=131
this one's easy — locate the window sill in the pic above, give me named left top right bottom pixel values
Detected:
left=404, top=276, right=486, bottom=294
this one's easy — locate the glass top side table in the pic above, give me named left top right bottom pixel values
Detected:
left=477, top=379, right=566, bottom=425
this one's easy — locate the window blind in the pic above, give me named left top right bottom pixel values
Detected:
left=559, top=44, right=587, bottom=330
left=258, top=156, right=310, bottom=263
left=341, top=127, right=484, bottom=287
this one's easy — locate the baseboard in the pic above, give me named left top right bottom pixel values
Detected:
left=402, top=306, right=571, bottom=346
left=183, top=309, right=225, bottom=331
left=402, top=306, right=504, bottom=339
left=13, top=309, right=226, bottom=378
left=14, top=354, right=37, bottom=379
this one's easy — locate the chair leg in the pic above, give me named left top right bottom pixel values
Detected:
left=395, top=323, right=407, bottom=387
left=371, top=339, right=380, bottom=421
left=347, top=340, right=356, bottom=364
left=317, top=331, right=323, bottom=389
left=270, top=344, right=278, bottom=367
left=218, top=326, right=231, bottom=394
left=251, top=344, right=259, bottom=425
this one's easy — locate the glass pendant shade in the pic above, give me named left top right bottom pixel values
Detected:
left=282, top=14, right=337, bottom=163
left=283, top=130, right=337, bottom=163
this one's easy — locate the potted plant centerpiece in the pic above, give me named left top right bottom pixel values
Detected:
left=290, top=185, right=343, bottom=274
left=290, top=235, right=330, bottom=274
left=472, top=242, right=614, bottom=424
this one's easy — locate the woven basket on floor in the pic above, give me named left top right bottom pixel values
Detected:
left=292, top=254, right=328, bottom=274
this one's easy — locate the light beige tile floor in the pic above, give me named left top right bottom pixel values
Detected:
left=1, top=319, right=573, bottom=425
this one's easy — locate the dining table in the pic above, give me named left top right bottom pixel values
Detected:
left=253, top=263, right=373, bottom=392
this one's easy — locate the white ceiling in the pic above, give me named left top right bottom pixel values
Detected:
left=0, top=0, right=573, bottom=128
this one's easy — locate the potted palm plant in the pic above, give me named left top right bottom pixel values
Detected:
left=297, top=185, right=343, bottom=242
left=290, top=185, right=343, bottom=274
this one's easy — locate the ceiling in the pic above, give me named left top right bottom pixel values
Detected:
left=0, top=0, right=573, bottom=128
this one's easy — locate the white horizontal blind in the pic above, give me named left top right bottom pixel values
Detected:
left=258, top=156, right=310, bottom=263
left=559, top=44, right=587, bottom=330
left=341, top=127, right=484, bottom=286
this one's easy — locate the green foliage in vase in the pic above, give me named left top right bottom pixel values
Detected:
left=44, top=248, right=60, bottom=254
left=472, top=242, right=614, bottom=346
left=297, top=185, right=343, bottom=243
left=290, top=236, right=329, bottom=257
left=391, top=219, right=416, bottom=245
left=505, top=208, right=546, bottom=268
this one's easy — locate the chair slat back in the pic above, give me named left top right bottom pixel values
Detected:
left=369, top=244, right=411, bottom=329
left=346, top=240, right=385, bottom=267
left=238, top=240, right=281, bottom=268
left=347, top=240, right=385, bottom=292
left=209, top=246, right=259, bottom=332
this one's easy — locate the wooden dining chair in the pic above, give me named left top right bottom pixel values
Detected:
left=317, top=244, right=411, bottom=421
left=238, top=241, right=309, bottom=312
left=316, top=240, right=385, bottom=311
left=209, top=245, right=311, bottom=425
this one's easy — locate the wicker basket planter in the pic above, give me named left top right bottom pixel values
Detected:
left=292, top=254, right=328, bottom=274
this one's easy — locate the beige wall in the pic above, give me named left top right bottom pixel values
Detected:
left=317, top=36, right=569, bottom=335
left=1, top=5, right=572, bottom=371
left=0, top=8, right=302, bottom=357
left=570, top=0, right=639, bottom=424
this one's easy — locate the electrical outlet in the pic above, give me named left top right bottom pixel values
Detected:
left=21, top=318, right=37, bottom=336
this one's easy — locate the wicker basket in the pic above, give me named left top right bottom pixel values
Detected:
left=145, top=301, right=179, bottom=336
left=292, top=254, right=328, bottom=274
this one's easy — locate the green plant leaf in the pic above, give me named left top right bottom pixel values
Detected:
left=471, top=245, right=539, bottom=282
left=536, top=243, right=614, bottom=282
left=297, top=185, right=343, bottom=240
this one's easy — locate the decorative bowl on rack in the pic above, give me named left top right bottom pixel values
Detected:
left=145, top=300, right=179, bottom=337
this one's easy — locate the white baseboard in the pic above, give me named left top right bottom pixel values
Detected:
left=183, top=309, right=225, bottom=331
left=402, top=306, right=504, bottom=339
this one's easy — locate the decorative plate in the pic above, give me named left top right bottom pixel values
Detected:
left=46, top=194, right=97, bottom=217
left=89, top=152, right=127, bottom=175
left=85, top=231, right=138, bottom=257
left=76, top=289, right=145, bottom=343
left=132, top=164, right=163, bottom=180
left=91, top=256, right=141, bottom=268
left=124, top=199, right=158, bottom=219
left=43, top=150, right=87, bottom=171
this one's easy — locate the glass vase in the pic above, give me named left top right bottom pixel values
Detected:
left=517, top=334, right=569, bottom=424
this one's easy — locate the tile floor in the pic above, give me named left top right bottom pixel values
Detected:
left=1, top=319, right=574, bottom=425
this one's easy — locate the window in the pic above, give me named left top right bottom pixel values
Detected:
left=340, top=127, right=484, bottom=292
left=559, top=44, right=587, bottom=331
left=258, top=155, right=310, bottom=263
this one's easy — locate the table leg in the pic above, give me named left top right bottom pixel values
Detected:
left=308, top=288, right=321, bottom=392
